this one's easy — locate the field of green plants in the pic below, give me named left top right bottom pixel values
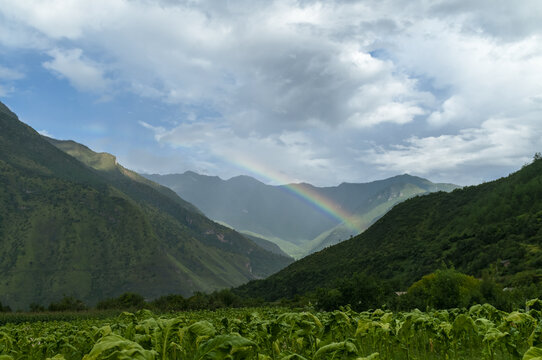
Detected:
left=1, top=301, right=541, bottom=360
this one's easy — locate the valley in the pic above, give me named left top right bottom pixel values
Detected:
left=146, top=172, right=457, bottom=258
left=1, top=1, right=541, bottom=358
left=1, top=99, right=540, bottom=314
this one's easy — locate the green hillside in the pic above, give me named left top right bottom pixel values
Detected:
left=45, top=137, right=293, bottom=277
left=236, top=157, right=542, bottom=300
left=146, top=172, right=457, bottom=258
left=0, top=101, right=292, bottom=309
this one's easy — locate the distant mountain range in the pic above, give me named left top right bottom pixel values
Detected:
left=145, top=172, right=457, bottom=257
left=0, top=101, right=292, bottom=309
left=236, top=157, right=542, bottom=301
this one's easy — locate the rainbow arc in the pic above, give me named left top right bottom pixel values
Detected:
left=227, top=155, right=361, bottom=233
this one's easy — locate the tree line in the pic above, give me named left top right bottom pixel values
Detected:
left=2, top=268, right=539, bottom=313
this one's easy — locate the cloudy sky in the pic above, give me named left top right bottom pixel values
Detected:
left=1, top=0, right=541, bottom=186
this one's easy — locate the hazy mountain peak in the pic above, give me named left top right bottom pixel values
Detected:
left=148, top=169, right=459, bottom=258
left=227, top=174, right=263, bottom=183
left=183, top=170, right=206, bottom=177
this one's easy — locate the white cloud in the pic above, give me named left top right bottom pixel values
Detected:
left=1, top=0, right=542, bottom=185
left=393, top=21, right=542, bottom=128
left=139, top=118, right=349, bottom=185
left=1, top=0, right=431, bottom=130
left=0, top=0, right=123, bottom=40
left=427, top=96, right=466, bottom=127
left=38, top=129, right=54, bottom=138
left=366, top=117, right=542, bottom=178
left=428, top=0, right=542, bottom=41
left=348, top=102, right=425, bottom=128
left=42, top=48, right=110, bottom=93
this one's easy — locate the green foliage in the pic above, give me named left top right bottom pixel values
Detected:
left=523, top=346, right=542, bottom=360
left=192, top=334, right=256, bottom=359
left=309, top=268, right=541, bottom=313
left=0, top=304, right=540, bottom=359
left=313, top=339, right=359, bottom=359
left=82, top=334, right=156, bottom=359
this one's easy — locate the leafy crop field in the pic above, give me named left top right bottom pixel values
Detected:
left=1, top=302, right=541, bottom=360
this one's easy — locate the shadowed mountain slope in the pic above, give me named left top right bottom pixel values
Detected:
left=0, top=101, right=292, bottom=309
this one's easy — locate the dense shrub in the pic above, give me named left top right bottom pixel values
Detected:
left=402, top=269, right=481, bottom=309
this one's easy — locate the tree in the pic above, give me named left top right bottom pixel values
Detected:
left=48, top=296, right=87, bottom=312
left=404, top=269, right=481, bottom=310
left=315, top=273, right=391, bottom=311
left=150, top=294, right=187, bottom=312
left=97, top=292, right=146, bottom=310
left=315, top=288, right=343, bottom=311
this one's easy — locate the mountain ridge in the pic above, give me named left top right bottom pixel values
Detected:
left=145, top=171, right=458, bottom=257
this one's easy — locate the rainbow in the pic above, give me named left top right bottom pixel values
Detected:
left=226, top=154, right=361, bottom=233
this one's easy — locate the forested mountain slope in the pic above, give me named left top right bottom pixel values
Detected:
left=236, top=158, right=542, bottom=300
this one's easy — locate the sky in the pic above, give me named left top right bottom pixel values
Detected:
left=1, top=0, right=541, bottom=187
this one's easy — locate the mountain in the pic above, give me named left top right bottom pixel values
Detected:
left=0, top=101, right=292, bottom=309
left=235, top=158, right=542, bottom=301
left=44, top=138, right=293, bottom=261
left=145, top=172, right=457, bottom=257
left=44, top=137, right=202, bottom=215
